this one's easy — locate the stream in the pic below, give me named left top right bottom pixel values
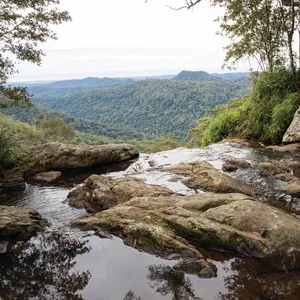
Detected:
left=1, top=141, right=300, bottom=300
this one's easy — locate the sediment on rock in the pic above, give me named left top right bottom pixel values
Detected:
left=68, top=174, right=174, bottom=212
left=74, top=192, right=300, bottom=259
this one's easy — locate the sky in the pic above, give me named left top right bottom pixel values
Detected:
left=10, top=0, right=250, bottom=82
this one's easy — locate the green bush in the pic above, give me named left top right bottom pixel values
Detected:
left=0, top=126, right=20, bottom=168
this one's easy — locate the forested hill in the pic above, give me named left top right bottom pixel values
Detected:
left=32, top=79, right=250, bottom=138
left=10, top=77, right=136, bottom=99
left=173, top=70, right=249, bottom=82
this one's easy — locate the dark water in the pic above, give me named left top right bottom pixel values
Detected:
left=1, top=142, right=300, bottom=300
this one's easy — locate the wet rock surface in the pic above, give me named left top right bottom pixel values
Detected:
left=28, top=171, right=62, bottom=184
left=283, top=105, right=300, bottom=144
left=164, top=161, right=252, bottom=195
left=0, top=168, right=25, bottom=192
left=74, top=192, right=300, bottom=258
left=0, top=206, right=45, bottom=239
left=68, top=174, right=174, bottom=212
left=22, top=142, right=139, bottom=178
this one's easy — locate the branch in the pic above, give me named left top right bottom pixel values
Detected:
left=167, top=0, right=203, bottom=10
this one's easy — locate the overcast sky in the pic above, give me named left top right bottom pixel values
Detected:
left=10, top=0, right=250, bottom=82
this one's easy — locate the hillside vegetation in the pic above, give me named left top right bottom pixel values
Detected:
left=188, top=69, right=300, bottom=147
left=31, top=78, right=250, bottom=138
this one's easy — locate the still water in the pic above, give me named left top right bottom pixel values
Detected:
left=1, top=142, right=300, bottom=300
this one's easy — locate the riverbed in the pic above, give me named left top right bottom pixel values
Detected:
left=1, top=142, right=300, bottom=300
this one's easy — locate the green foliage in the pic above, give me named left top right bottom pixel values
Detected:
left=0, top=125, right=20, bottom=168
left=187, top=118, right=212, bottom=148
left=189, top=69, right=300, bottom=147
left=37, top=117, right=75, bottom=143
left=133, top=134, right=184, bottom=153
left=201, top=98, right=249, bottom=146
left=0, top=0, right=71, bottom=107
left=32, top=79, right=250, bottom=138
left=74, top=131, right=123, bottom=145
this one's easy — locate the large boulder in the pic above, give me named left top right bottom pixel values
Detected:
left=0, top=168, right=25, bottom=192
left=22, top=143, right=139, bottom=178
left=164, top=161, right=252, bottom=195
left=74, top=193, right=300, bottom=258
left=0, top=206, right=45, bottom=240
left=68, top=174, right=174, bottom=212
left=283, top=106, right=300, bottom=144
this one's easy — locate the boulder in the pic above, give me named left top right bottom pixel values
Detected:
left=68, top=174, right=174, bottom=212
left=74, top=193, right=300, bottom=258
left=280, top=181, right=300, bottom=197
left=283, top=106, right=300, bottom=144
left=222, top=163, right=238, bottom=172
left=258, top=160, right=300, bottom=180
left=28, top=171, right=62, bottom=184
left=0, top=206, right=45, bottom=239
left=22, top=143, right=139, bottom=178
left=164, top=161, right=252, bottom=195
left=0, top=168, right=25, bottom=192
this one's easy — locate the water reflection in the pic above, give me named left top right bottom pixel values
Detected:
left=218, top=255, right=300, bottom=300
left=148, top=265, right=202, bottom=300
left=0, top=233, right=91, bottom=300
left=123, top=290, right=142, bottom=300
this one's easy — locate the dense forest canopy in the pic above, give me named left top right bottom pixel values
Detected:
left=26, top=76, right=250, bottom=138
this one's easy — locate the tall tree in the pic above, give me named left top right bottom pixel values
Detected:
left=0, top=0, right=71, bottom=107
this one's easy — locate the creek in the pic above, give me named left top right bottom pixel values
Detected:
left=1, top=141, right=300, bottom=300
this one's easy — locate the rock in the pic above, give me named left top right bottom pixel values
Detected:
left=28, top=171, right=62, bottom=184
left=0, top=168, right=25, bottom=192
left=74, top=192, right=300, bottom=258
left=283, top=106, right=300, bottom=144
left=267, top=143, right=300, bottom=156
left=222, top=163, right=238, bottom=172
left=164, top=161, right=252, bottom=195
left=280, top=181, right=300, bottom=197
left=173, top=258, right=217, bottom=278
left=68, top=174, right=174, bottom=212
left=22, top=143, right=139, bottom=178
left=0, top=206, right=45, bottom=239
left=225, top=159, right=251, bottom=169
left=258, top=160, right=300, bottom=179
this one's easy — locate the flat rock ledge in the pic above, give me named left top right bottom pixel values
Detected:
left=163, top=161, right=252, bottom=195
left=68, top=175, right=174, bottom=212
left=0, top=206, right=45, bottom=240
left=73, top=192, right=300, bottom=259
left=22, top=142, right=139, bottom=178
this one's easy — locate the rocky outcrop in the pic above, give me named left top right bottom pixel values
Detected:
left=28, top=171, right=62, bottom=184
left=22, top=143, right=139, bottom=178
left=258, top=160, right=300, bottom=180
left=0, top=168, right=25, bottom=192
left=222, top=159, right=251, bottom=172
left=283, top=106, right=300, bottom=144
left=74, top=193, right=300, bottom=258
left=68, top=175, right=174, bottom=212
left=164, top=161, right=252, bottom=195
left=0, top=206, right=45, bottom=239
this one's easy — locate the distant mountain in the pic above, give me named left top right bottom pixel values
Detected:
left=9, top=77, right=136, bottom=99
left=212, top=72, right=250, bottom=81
left=31, top=79, right=251, bottom=138
left=173, top=71, right=223, bottom=82
left=173, top=70, right=250, bottom=82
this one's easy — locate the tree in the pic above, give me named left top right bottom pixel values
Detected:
left=0, top=0, right=71, bottom=107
